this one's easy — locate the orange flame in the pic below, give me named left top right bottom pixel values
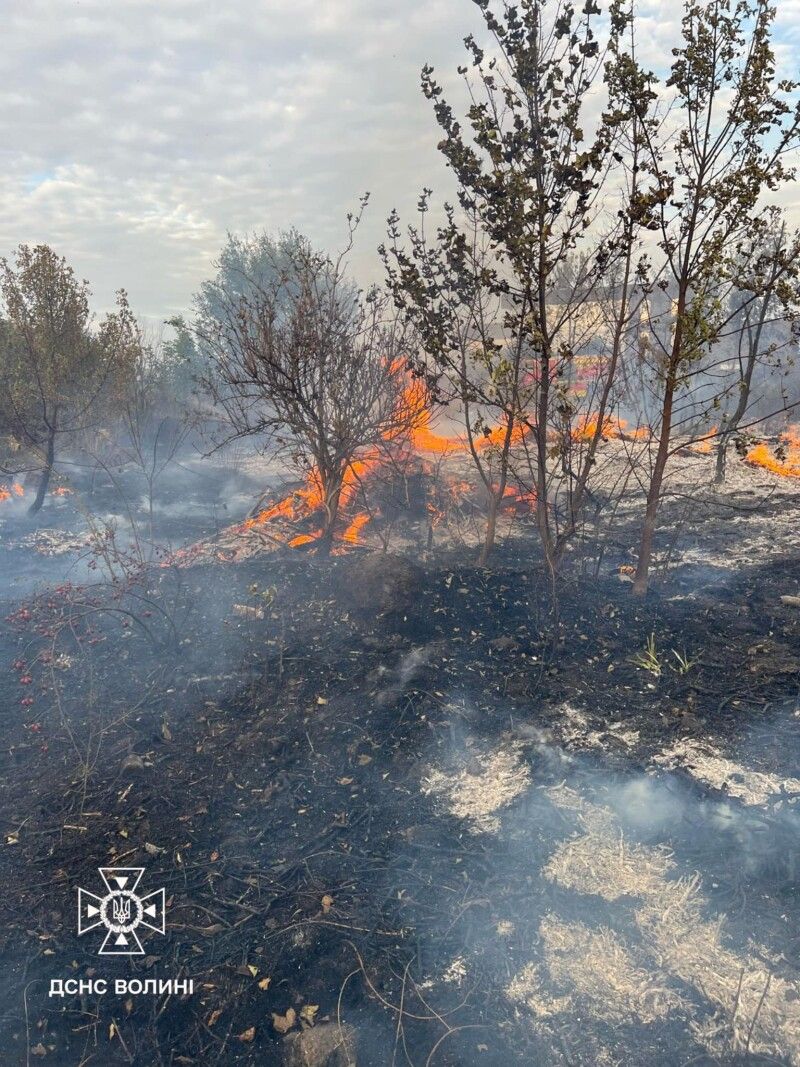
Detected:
left=746, top=426, right=800, bottom=478
left=236, top=369, right=537, bottom=553
left=571, top=415, right=649, bottom=442
left=0, top=483, right=24, bottom=503
left=692, top=426, right=718, bottom=454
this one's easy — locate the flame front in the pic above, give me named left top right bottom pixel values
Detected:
left=571, top=415, right=649, bottom=442
left=746, top=426, right=800, bottom=478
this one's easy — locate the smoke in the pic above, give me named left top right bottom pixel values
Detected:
left=400, top=700, right=800, bottom=1064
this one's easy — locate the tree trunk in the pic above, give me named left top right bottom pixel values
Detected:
left=478, top=492, right=500, bottom=567
left=632, top=374, right=676, bottom=596
left=317, top=477, right=343, bottom=557
left=714, top=426, right=729, bottom=484
left=28, top=428, right=56, bottom=515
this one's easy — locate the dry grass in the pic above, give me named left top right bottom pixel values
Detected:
left=509, top=784, right=800, bottom=1062
left=421, top=744, right=531, bottom=834
left=654, top=738, right=800, bottom=806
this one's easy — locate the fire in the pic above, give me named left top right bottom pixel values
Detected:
left=692, top=426, right=718, bottom=455
left=237, top=370, right=535, bottom=552
left=746, top=426, right=800, bottom=478
left=341, top=512, right=371, bottom=545
left=571, top=415, right=649, bottom=442
left=0, top=483, right=24, bottom=503
left=400, top=374, right=528, bottom=454
left=0, top=483, right=72, bottom=504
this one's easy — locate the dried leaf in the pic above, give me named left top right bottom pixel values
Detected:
left=271, top=1007, right=296, bottom=1034
left=207, top=1009, right=223, bottom=1027
left=30, top=1044, right=47, bottom=1058
left=237, top=1026, right=256, bottom=1043
left=299, top=1004, right=319, bottom=1026
left=321, top=894, right=334, bottom=913
left=357, top=754, right=372, bottom=766
left=258, top=977, right=272, bottom=991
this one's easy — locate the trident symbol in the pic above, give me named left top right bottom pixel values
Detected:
left=78, top=867, right=166, bottom=956
left=113, top=897, right=132, bottom=925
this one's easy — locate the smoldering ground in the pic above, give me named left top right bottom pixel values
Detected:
left=1, top=511, right=799, bottom=1065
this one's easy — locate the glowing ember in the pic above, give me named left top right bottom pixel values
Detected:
left=746, top=426, right=800, bottom=478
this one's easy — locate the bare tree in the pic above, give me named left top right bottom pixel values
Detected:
left=197, top=214, right=422, bottom=553
left=383, top=206, right=530, bottom=565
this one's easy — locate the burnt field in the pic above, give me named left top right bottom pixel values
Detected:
left=0, top=453, right=799, bottom=1067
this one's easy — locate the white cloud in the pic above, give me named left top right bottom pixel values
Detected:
left=0, top=0, right=797, bottom=321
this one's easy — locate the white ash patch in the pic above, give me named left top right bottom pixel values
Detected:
left=554, top=703, right=639, bottom=752
left=510, top=786, right=800, bottom=1062
left=5, top=529, right=90, bottom=556
left=421, top=744, right=531, bottom=834
left=508, top=917, right=686, bottom=1026
left=607, top=722, right=640, bottom=747
left=653, top=738, right=800, bottom=806
left=543, top=812, right=674, bottom=902
left=636, top=876, right=800, bottom=1059
left=441, top=956, right=468, bottom=986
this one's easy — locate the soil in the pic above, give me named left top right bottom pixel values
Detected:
left=0, top=452, right=798, bottom=1066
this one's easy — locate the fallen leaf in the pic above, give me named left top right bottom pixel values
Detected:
left=321, top=894, right=334, bottom=913
left=207, top=1009, right=223, bottom=1027
left=357, top=754, right=372, bottom=766
left=272, top=1007, right=296, bottom=1034
left=237, top=1026, right=255, bottom=1043
left=299, top=1004, right=319, bottom=1026
left=258, top=977, right=272, bottom=991
left=30, top=1044, right=47, bottom=1058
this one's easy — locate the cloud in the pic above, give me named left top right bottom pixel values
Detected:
left=0, top=0, right=797, bottom=321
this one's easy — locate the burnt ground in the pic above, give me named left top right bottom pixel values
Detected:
left=0, top=463, right=799, bottom=1066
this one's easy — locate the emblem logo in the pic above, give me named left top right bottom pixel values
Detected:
left=77, top=868, right=166, bottom=956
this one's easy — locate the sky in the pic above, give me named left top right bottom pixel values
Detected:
left=1, top=0, right=798, bottom=324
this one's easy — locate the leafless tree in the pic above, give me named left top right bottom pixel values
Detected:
left=197, top=213, right=423, bottom=552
